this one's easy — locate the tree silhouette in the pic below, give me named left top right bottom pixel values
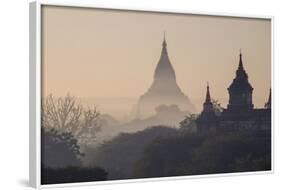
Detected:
left=41, top=127, right=109, bottom=183
left=179, top=114, right=198, bottom=133
left=41, top=127, right=83, bottom=168
left=42, top=94, right=101, bottom=146
left=211, top=99, right=223, bottom=116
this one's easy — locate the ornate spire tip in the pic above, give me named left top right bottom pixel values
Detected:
left=162, top=31, right=167, bottom=48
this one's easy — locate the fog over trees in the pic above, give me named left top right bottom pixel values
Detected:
left=41, top=94, right=271, bottom=184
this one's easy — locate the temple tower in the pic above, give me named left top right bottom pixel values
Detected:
left=203, top=82, right=213, bottom=112
left=227, top=52, right=254, bottom=111
left=196, top=83, right=218, bottom=133
left=138, top=34, right=195, bottom=117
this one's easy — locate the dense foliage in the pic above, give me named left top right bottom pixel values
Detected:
left=83, top=126, right=271, bottom=180
left=41, top=128, right=108, bottom=184
left=41, top=166, right=107, bottom=184
left=83, top=126, right=179, bottom=180
left=41, top=128, right=83, bottom=168
left=133, top=130, right=271, bottom=178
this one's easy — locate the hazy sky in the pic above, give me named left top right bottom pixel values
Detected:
left=42, top=5, right=271, bottom=112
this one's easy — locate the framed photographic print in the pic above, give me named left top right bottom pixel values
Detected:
left=29, top=1, right=273, bottom=188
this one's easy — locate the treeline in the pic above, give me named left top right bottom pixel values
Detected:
left=83, top=126, right=179, bottom=179
left=133, top=130, right=271, bottom=178
left=84, top=127, right=271, bottom=180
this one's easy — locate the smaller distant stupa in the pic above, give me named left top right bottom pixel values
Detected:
left=138, top=34, right=195, bottom=117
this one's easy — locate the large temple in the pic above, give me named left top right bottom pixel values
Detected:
left=138, top=35, right=195, bottom=117
left=196, top=52, right=271, bottom=132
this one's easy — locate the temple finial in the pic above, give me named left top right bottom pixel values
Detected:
left=162, top=31, right=167, bottom=49
left=205, top=82, right=211, bottom=103
left=238, top=49, right=244, bottom=70
left=162, top=31, right=167, bottom=48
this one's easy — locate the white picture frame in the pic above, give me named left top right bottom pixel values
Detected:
left=29, top=0, right=274, bottom=188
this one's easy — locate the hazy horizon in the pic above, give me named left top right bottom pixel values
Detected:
left=42, top=5, right=271, bottom=118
